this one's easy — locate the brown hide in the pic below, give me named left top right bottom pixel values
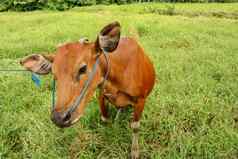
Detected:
left=20, top=25, right=155, bottom=128
left=20, top=22, right=156, bottom=159
left=98, top=37, right=155, bottom=106
left=21, top=37, right=155, bottom=126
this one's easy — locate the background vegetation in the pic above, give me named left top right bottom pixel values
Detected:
left=0, top=0, right=238, bottom=11
left=0, top=3, right=238, bottom=159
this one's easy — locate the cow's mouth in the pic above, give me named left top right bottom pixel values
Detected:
left=71, top=115, right=82, bottom=124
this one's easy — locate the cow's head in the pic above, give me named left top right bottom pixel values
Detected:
left=20, top=22, right=120, bottom=128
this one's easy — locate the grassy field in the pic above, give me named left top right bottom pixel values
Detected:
left=0, top=3, right=238, bottom=159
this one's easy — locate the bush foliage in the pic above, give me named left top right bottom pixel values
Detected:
left=0, top=0, right=237, bottom=11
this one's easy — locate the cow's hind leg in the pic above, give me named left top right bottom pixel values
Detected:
left=131, top=98, right=145, bottom=159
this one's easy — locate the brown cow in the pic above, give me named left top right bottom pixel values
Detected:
left=20, top=22, right=155, bottom=159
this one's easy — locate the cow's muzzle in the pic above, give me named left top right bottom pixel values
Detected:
left=51, top=110, right=72, bottom=128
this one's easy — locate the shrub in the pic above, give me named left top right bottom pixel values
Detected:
left=1, top=0, right=238, bottom=12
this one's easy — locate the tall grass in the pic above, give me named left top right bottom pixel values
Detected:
left=0, top=3, right=238, bottom=159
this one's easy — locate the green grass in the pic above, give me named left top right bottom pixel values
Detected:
left=1, top=3, right=238, bottom=159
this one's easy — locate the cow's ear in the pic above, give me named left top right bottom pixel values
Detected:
left=20, top=54, right=54, bottom=75
left=95, top=21, right=121, bottom=53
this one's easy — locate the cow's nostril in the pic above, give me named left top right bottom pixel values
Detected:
left=63, top=113, right=71, bottom=122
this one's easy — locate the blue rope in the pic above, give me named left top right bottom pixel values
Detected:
left=31, top=73, right=41, bottom=87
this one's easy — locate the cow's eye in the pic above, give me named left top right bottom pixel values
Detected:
left=76, top=64, right=87, bottom=81
left=79, top=64, right=87, bottom=74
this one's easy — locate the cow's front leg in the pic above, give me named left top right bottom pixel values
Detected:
left=98, top=89, right=108, bottom=122
left=131, top=121, right=140, bottom=159
left=131, top=98, right=145, bottom=159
